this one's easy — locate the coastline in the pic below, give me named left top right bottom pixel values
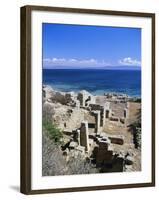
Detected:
left=43, top=68, right=141, bottom=98
left=43, top=84, right=141, bottom=102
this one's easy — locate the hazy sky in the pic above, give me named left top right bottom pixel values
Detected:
left=42, top=23, right=141, bottom=69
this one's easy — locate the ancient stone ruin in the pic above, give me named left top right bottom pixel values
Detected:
left=43, top=85, right=140, bottom=173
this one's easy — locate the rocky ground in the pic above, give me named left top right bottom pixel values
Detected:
left=103, top=102, right=141, bottom=172
left=42, top=85, right=141, bottom=175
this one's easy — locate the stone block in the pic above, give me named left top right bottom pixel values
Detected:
left=69, top=141, right=78, bottom=149
left=108, top=135, right=124, bottom=145
left=120, top=118, right=125, bottom=124
left=110, top=116, right=119, bottom=122
left=124, top=108, right=129, bottom=118
left=93, top=111, right=101, bottom=133
left=125, top=155, right=134, bottom=165
left=80, top=121, right=89, bottom=152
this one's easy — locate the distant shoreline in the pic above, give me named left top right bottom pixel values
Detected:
left=43, top=69, right=141, bottom=98
left=43, top=67, right=141, bottom=71
left=43, top=84, right=141, bottom=101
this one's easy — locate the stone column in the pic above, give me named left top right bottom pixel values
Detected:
left=77, top=92, right=88, bottom=107
left=126, top=102, right=130, bottom=109
left=105, top=102, right=110, bottom=109
left=106, top=109, right=112, bottom=119
left=81, top=94, right=85, bottom=107
left=75, top=100, right=80, bottom=109
left=124, top=108, right=129, bottom=119
left=82, top=94, right=85, bottom=107
left=93, top=111, right=100, bottom=133
left=101, top=106, right=106, bottom=126
left=77, top=129, right=80, bottom=145
left=80, top=121, right=89, bottom=152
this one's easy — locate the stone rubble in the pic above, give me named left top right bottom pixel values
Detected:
left=43, top=85, right=140, bottom=172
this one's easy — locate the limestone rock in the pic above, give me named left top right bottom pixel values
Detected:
left=125, top=155, right=134, bottom=165
left=69, top=141, right=78, bottom=149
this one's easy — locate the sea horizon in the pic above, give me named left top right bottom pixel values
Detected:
left=43, top=66, right=141, bottom=71
left=43, top=68, right=141, bottom=97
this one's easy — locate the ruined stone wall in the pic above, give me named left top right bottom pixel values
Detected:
left=64, top=108, right=85, bottom=130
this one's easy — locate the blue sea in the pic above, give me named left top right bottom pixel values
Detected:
left=43, top=69, right=141, bottom=97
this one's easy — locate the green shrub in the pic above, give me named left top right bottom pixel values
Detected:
left=43, top=121, right=63, bottom=144
left=130, top=121, right=141, bottom=149
left=134, top=127, right=141, bottom=149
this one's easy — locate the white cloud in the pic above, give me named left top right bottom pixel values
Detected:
left=43, top=57, right=110, bottom=68
left=118, top=57, right=141, bottom=66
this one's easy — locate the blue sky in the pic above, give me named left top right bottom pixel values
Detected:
left=42, top=23, right=141, bottom=69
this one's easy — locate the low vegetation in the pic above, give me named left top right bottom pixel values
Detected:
left=42, top=132, right=97, bottom=176
left=43, top=102, right=63, bottom=144
left=129, top=108, right=141, bottom=149
left=42, top=103, right=97, bottom=176
left=129, top=98, right=141, bottom=103
left=43, top=121, right=63, bottom=144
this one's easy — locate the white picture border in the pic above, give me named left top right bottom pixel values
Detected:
left=31, top=10, right=152, bottom=190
